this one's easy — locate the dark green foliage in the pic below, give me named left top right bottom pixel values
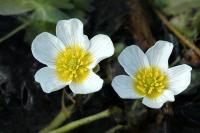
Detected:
left=0, top=0, right=92, bottom=43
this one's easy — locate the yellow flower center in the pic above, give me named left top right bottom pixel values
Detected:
left=133, top=67, right=168, bottom=99
left=55, top=45, right=93, bottom=83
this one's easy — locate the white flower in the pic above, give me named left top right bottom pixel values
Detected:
left=32, top=18, right=114, bottom=94
left=112, top=41, right=192, bottom=109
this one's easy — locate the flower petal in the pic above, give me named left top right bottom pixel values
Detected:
left=56, top=18, right=89, bottom=49
left=118, top=45, right=149, bottom=77
left=35, top=67, right=69, bottom=93
left=69, top=71, right=103, bottom=94
left=167, top=64, right=192, bottom=95
left=112, top=75, right=143, bottom=99
left=31, top=32, right=65, bottom=68
left=146, top=40, right=173, bottom=70
left=142, top=90, right=175, bottom=109
left=88, top=34, right=114, bottom=68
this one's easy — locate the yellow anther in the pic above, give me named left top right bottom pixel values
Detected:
left=148, top=87, right=154, bottom=94
left=155, top=71, right=159, bottom=77
left=55, top=45, right=93, bottom=83
left=139, top=81, right=143, bottom=86
left=133, top=67, right=168, bottom=99
left=136, top=85, right=145, bottom=93
left=137, top=75, right=142, bottom=79
left=158, top=76, right=165, bottom=81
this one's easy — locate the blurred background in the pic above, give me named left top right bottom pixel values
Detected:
left=0, top=0, right=200, bottom=133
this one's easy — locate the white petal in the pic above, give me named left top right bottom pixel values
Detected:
left=112, top=75, right=143, bottom=99
left=88, top=34, right=114, bottom=68
left=142, top=90, right=175, bottom=109
left=83, top=35, right=91, bottom=48
left=35, top=67, right=69, bottom=93
left=167, top=64, right=192, bottom=95
left=31, top=32, right=65, bottom=68
left=146, top=40, right=173, bottom=70
left=56, top=18, right=89, bottom=49
left=69, top=71, right=103, bottom=94
left=118, top=45, right=149, bottom=77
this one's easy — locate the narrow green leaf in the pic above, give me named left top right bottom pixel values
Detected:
left=0, top=0, right=34, bottom=15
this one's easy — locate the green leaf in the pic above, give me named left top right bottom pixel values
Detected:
left=47, top=0, right=74, bottom=9
left=31, top=5, right=68, bottom=23
left=192, top=12, right=200, bottom=32
left=114, top=42, right=125, bottom=57
left=24, top=21, right=55, bottom=43
left=170, top=13, right=199, bottom=40
left=93, top=64, right=100, bottom=73
left=74, top=0, right=92, bottom=11
left=0, top=0, right=34, bottom=15
left=153, top=0, right=168, bottom=9
left=163, top=0, right=200, bottom=15
left=68, top=10, right=86, bottom=22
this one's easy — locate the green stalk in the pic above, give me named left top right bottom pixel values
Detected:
left=39, top=109, right=71, bottom=133
left=39, top=91, right=74, bottom=133
left=49, top=109, right=111, bottom=133
left=0, top=21, right=30, bottom=44
left=105, top=125, right=127, bottom=133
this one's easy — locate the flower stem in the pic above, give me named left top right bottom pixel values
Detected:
left=0, top=21, right=30, bottom=44
left=49, top=109, right=111, bottom=133
left=105, top=125, right=127, bottom=133
left=39, top=92, right=75, bottom=133
left=39, top=105, right=74, bottom=133
left=39, top=110, right=70, bottom=133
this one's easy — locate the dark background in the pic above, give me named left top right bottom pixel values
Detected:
left=0, top=0, right=200, bottom=133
